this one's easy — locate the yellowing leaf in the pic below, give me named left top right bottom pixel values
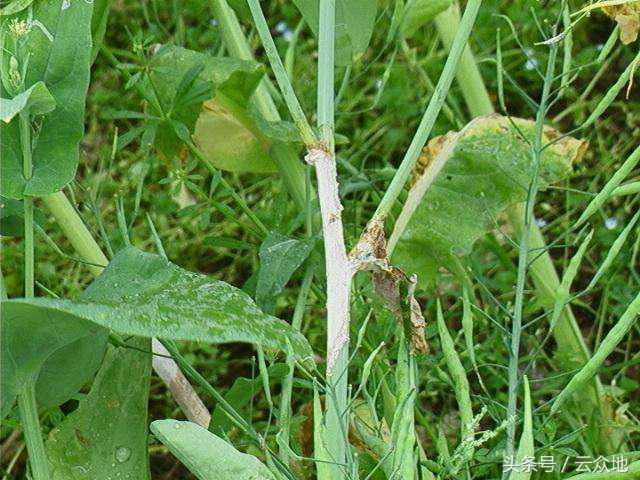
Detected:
left=603, top=1, right=640, bottom=44
left=390, top=115, right=586, bottom=285
left=193, top=98, right=276, bottom=173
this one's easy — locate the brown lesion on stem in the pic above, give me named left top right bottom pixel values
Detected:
left=350, top=219, right=428, bottom=354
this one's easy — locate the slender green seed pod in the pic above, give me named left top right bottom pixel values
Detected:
left=586, top=209, right=640, bottom=292
left=437, top=300, right=474, bottom=441
left=511, top=376, right=534, bottom=480
left=551, top=290, right=640, bottom=414
left=549, top=230, right=594, bottom=332
left=582, top=50, right=640, bottom=130
left=574, top=144, right=640, bottom=228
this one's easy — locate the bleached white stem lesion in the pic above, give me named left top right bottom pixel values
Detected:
left=305, top=147, right=353, bottom=372
left=152, top=339, right=211, bottom=428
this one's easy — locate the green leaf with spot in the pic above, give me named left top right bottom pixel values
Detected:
left=292, top=0, right=378, bottom=66
left=1, top=302, right=108, bottom=417
left=0, top=81, right=55, bottom=122
left=46, top=337, right=152, bottom=480
left=151, top=420, right=276, bottom=480
left=391, top=115, right=584, bottom=285
left=0, top=0, right=93, bottom=199
left=3, top=247, right=314, bottom=363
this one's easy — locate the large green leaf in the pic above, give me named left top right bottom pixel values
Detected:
left=150, top=420, right=276, bottom=480
left=46, top=338, right=152, bottom=480
left=0, top=302, right=108, bottom=417
left=0, top=0, right=93, bottom=199
left=4, top=247, right=314, bottom=362
left=0, top=81, right=55, bottom=122
left=391, top=115, right=585, bottom=284
left=256, top=232, right=315, bottom=314
left=292, top=0, right=378, bottom=66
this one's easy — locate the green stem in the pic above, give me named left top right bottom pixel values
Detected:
left=17, top=382, right=50, bottom=480
left=19, top=113, right=34, bottom=297
left=433, top=3, right=493, bottom=118
left=434, top=0, right=618, bottom=453
left=246, top=0, right=317, bottom=146
left=210, top=0, right=307, bottom=209
left=41, top=191, right=108, bottom=276
left=373, top=0, right=483, bottom=221
left=278, top=266, right=314, bottom=464
left=505, top=35, right=559, bottom=460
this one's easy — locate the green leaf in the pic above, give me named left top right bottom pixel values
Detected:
left=400, top=0, right=454, bottom=39
left=46, top=338, right=152, bottom=480
left=391, top=115, right=584, bottom=285
left=0, top=81, right=55, bottom=123
left=150, top=420, right=276, bottom=480
left=292, top=0, right=378, bottom=66
left=151, top=47, right=301, bottom=173
left=0, top=0, right=93, bottom=199
left=4, top=247, right=314, bottom=362
left=147, top=45, right=265, bottom=159
left=256, top=232, right=315, bottom=314
left=1, top=302, right=108, bottom=417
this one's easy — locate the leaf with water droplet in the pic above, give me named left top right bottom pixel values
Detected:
left=391, top=115, right=584, bottom=286
left=151, top=419, right=276, bottom=480
left=4, top=247, right=315, bottom=363
left=46, top=337, right=152, bottom=480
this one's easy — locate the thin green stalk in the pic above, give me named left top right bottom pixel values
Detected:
left=210, top=0, right=307, bottom=208
left=41, top=191, right=108, bottom=276
left=373, top=0, right=483, bottom=220
left=16, top=382, right=50, bottom=480
left=436, top=0, right=617, bottom=452
left=278, top=266, right=314, bottom=464
left=315, top=2, right=351, bottom=478
left=246, top=0, right=317, bottom=146
left=20, top=113, right=34, bottom=297
left=18, top=108, right=49, bottom=480
left=505, top=32, right=559, bottom=461
left=433, top=2, right=493, bottom=117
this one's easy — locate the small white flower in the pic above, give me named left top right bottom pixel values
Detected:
left=535, top=217, right=547, bottom=228
left=282, top=29, right=294, bottom=42
left=524, top=47, right=538, bottom=71
left=605, top=217, right=618, bottom=230
left=275, top=21, right=288, bottom=33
